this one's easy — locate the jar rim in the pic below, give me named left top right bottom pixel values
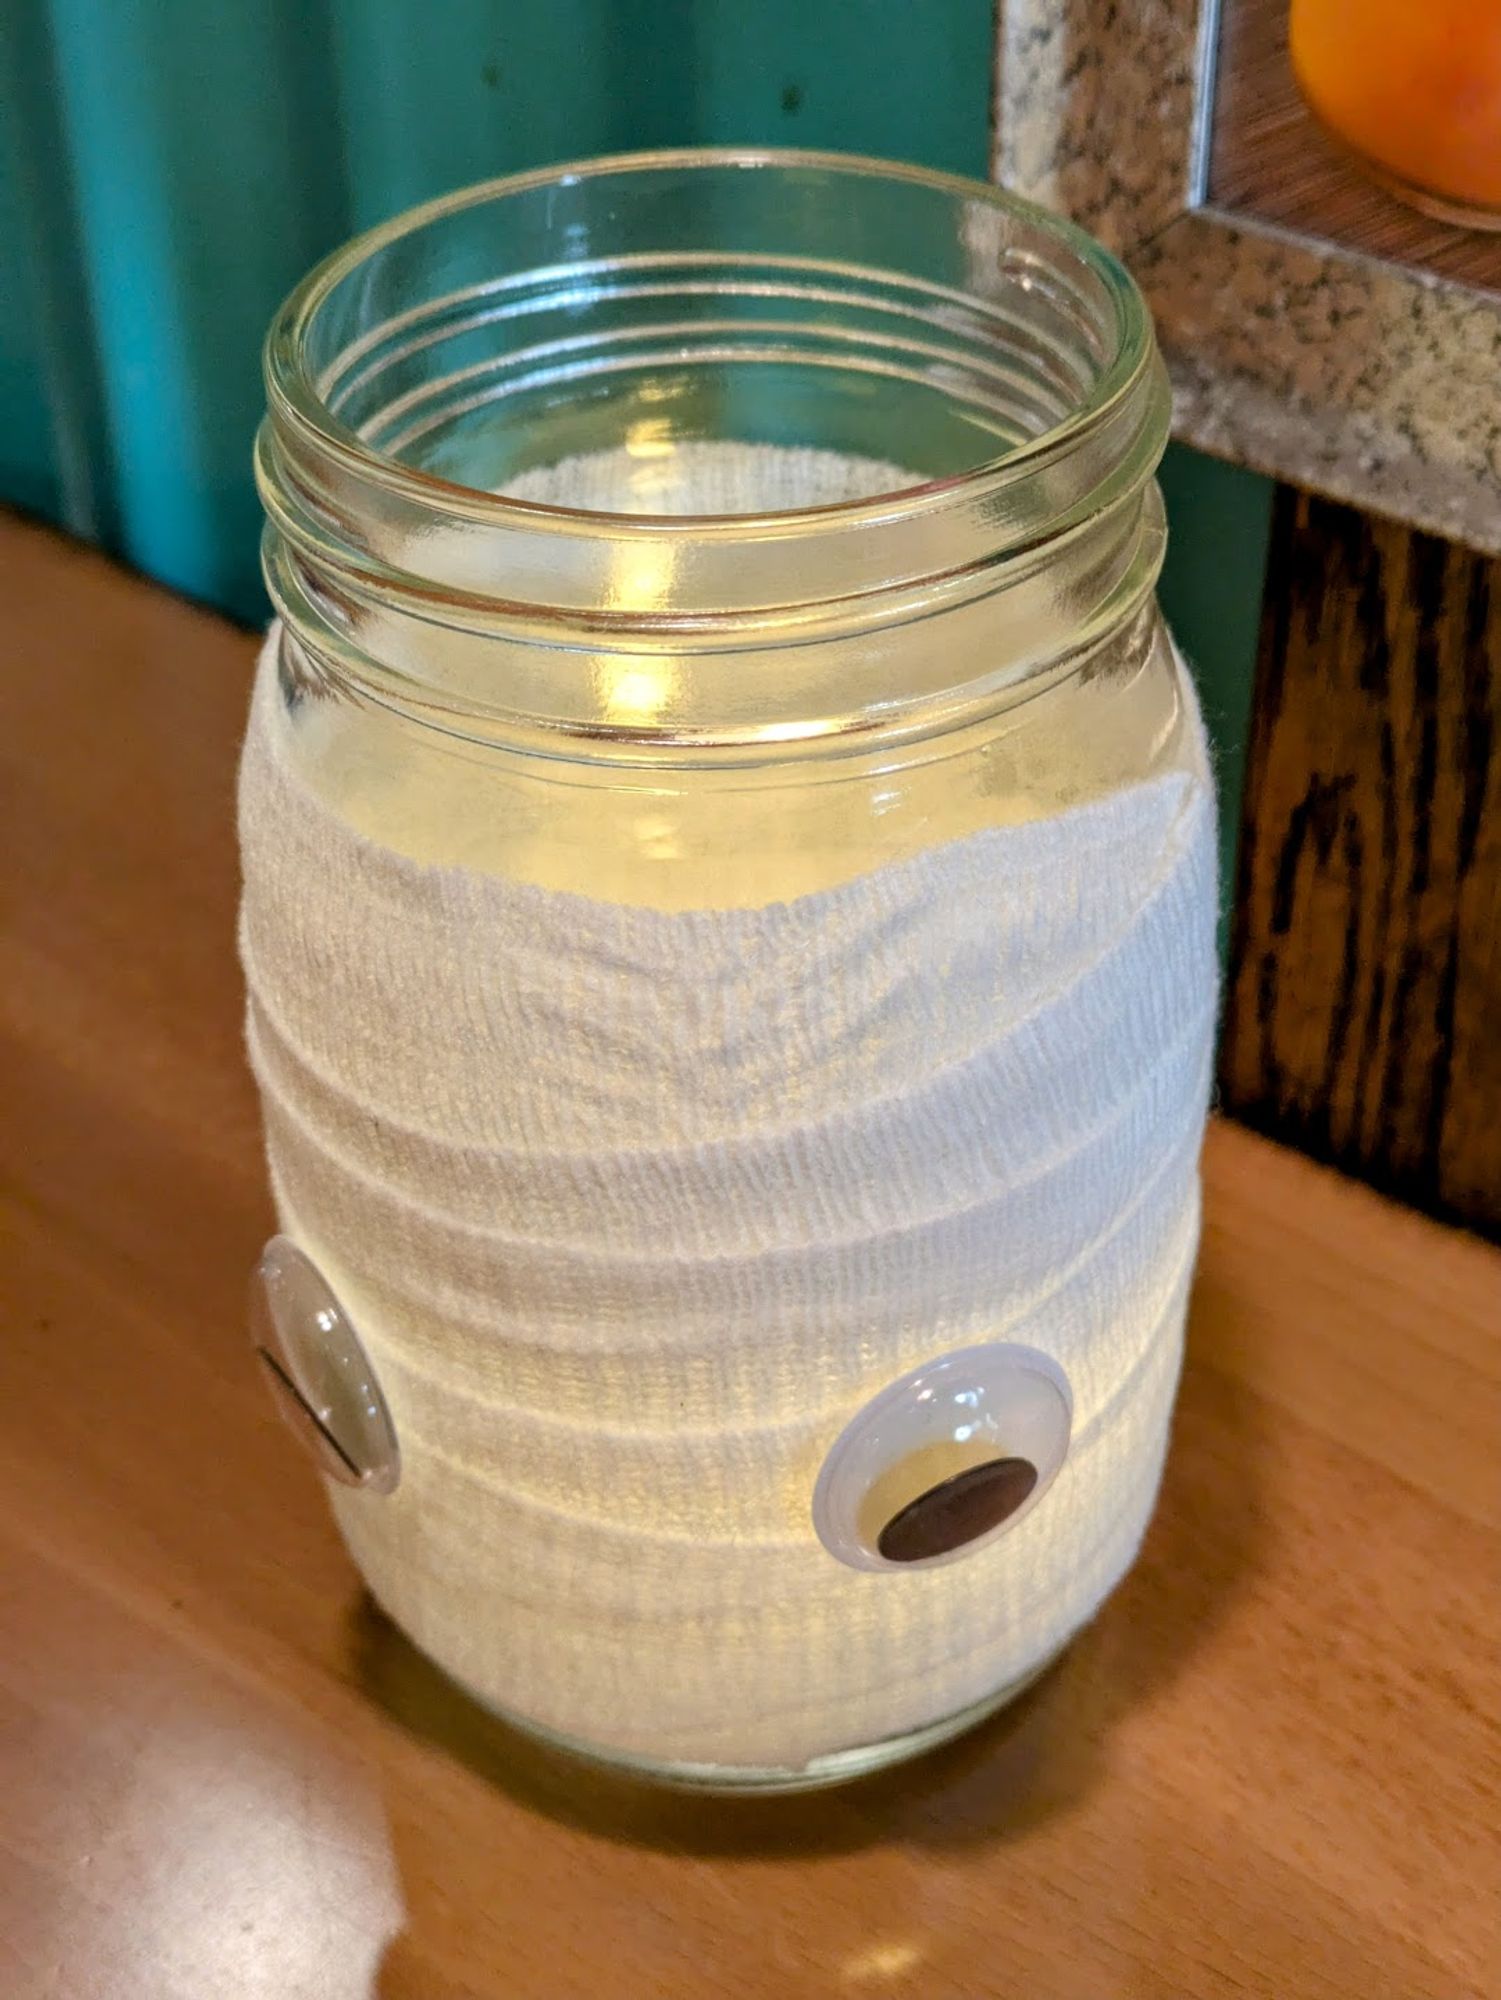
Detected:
left=262, top=146, right=1157, bottom=542
left=257, top=149, right=1170, bottom=754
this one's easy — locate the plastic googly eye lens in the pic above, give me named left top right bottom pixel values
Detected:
left=250, top=1235, right=399, bottom=1495
left=811, top=1344, right=1071, bottom=1573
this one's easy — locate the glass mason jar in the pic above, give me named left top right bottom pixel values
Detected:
left=244, top=151, right=1218, bottom=1791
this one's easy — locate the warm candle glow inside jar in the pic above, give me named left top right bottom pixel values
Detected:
left=246, top=151, right=1219, bottom=1789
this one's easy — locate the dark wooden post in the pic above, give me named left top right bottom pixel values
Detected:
left=1221, top=488, right=1501, bottom=1239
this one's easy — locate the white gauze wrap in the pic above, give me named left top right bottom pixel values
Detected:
left=239, top=449, right=1220, bottom=1774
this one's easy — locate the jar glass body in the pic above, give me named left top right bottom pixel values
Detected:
left=246, top=153, right=1218, bottom=1788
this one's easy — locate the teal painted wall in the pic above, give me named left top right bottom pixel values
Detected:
left=1158, top=445, right=1274, bottom=928
left=1, top=0, right=1270, bottom=891
left=1, top=0, right=994, bottom=614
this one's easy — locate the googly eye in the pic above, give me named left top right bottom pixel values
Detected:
left=250, top=1235, right=400, bottom=1494
left=811, top=1344, right=1071, bottom=1573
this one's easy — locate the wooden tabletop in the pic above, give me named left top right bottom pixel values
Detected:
left=2, top=514, right=1498, bottom=2000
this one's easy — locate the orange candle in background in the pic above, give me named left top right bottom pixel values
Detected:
left=1290, top=0, right=1501, bottom=227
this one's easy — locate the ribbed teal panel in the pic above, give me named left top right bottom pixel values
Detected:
left=323, top=0, right=651, bottom=229
left=22, top=0, right=349, bottom=609
left=0, top=0, right=112, bottom=536
left=0, top=125, right=63, bottom=524
left=324, top=0, right=993, bottom=232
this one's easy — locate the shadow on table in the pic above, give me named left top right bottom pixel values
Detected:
left=351, top=1323, right=1272, bottom=1882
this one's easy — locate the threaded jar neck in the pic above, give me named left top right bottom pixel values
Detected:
left=257, top=149, right=1170, bottom=760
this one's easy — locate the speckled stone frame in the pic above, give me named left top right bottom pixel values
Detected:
left=992, top=0, right=1501, bottom=554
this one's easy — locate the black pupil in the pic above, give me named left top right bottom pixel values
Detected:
left=876, top=1456, right=1039, bottom=1563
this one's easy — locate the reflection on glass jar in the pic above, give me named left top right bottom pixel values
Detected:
left=1291, top=0, right=1501, bottom=228
left=244, top=151, right=1220, bottom=1791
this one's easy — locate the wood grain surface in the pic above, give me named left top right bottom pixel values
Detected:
left=2, top=514, right=1498, bottom=2000
left=1210, top=0, right=1501, bottom=293
left=1222, top=487, right=1501, bottom=1238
